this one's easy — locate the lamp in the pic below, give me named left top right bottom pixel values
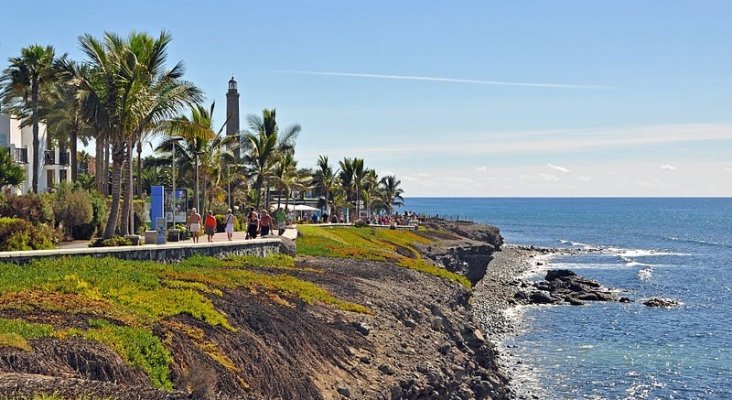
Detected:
left=195, top=150, right=205, bottom=211
left=170, top=136, right=184, bottom=228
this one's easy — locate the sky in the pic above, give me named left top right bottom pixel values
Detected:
left=1, top=1, right=730, bottom=197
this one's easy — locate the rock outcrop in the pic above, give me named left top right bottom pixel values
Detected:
left=515, top=269, right=622, bottom=306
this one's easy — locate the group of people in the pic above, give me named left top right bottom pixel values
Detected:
left=186, top=207, right=288, bottom=242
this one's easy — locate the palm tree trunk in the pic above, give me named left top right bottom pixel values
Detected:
left=120, top=140, right=133, bottom=236
left=70, top=125, right=79, bottom=182
left=103, top=142, right=125, bottom=238
left=103, top=139, right=110, bottom=195
left=136, top=139, right=143, bottom=198
left=202, top=176, right=207, bottom=213
left=95, top=136, right=104, bottom=193
left=254, top=174, right=263, bottom=209
left=31, top=76, right=40, bottom=193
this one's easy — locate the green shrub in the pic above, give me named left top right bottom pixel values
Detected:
left=353, top=220, right=368, bottom=228
left=54, top=183, right=93, bottom=239
left=73, top=191, right=107, bottom=240
left=215, top=214, right=226, bottom=232
left=233, top=215, right=244, bottom=232
left=89, top=236, right=133, bottom=247
left=0, top=217, right=57, bottom=251
left=0, top=193, right=54, bottom=225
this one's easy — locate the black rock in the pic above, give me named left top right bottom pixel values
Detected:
left=529, top=291, right=554, bottom=304
left=545, top=269, right=576, bottom=281
left=353, top=322, right=371, bottom=336
left=643, top=297, right=680, bottom=307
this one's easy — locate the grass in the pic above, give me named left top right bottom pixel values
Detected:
left=297, top=226, right=472, bottom=288
left=0, top=253, right=367, bottom=390
left=0, top=317, right=55, bottom=350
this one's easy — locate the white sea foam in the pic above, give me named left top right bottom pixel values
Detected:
left=637, top=267, right=653, bottom=280
left=559, top=239, right=600, bottom=250
left=606, top=247, right=690, bottom=257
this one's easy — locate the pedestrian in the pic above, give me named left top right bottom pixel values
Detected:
left=204, top=211, right=217, bottom=243
left=275, top=207, right=287, bottom=235
left=246, top=207, right=259, bottom=239
left=225, top=209, right=235, bottom=241
left=188, top=208, right=202, bottom=243
left=259, top=210, right=272, bottom=236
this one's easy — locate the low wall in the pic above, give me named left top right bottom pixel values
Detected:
left=0, top=238, right=282, bottom=264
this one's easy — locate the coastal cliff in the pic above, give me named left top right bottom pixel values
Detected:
left=0, top=222, right=509, bottom=400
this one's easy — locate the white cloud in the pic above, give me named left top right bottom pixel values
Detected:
left=476, top=166, right=488, bottom=172
left=548, top=163, right=571, bottom=173
left=278, top=70, right=614, bottom=90
left=725, top=167, right=732, bottom=172
left=534, top=173, right=560, bottom=182
left=660, top=164, right=677, bottom=171
left=323, top=123, right=732, bottom=159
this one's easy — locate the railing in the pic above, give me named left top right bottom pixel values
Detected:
left=59, top=152, right=70, bottom=166
left=44, top=150, right=55, bottom=165
left=12, top=148, right=28, bottom=164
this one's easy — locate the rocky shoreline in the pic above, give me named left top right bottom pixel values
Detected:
left=2, top=220, right=675, bottom=399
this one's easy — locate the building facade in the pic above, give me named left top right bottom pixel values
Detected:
left=0, top=114, right=71, bottom=193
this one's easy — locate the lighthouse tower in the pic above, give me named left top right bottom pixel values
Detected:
left=226, top=77, right=240, bottom=160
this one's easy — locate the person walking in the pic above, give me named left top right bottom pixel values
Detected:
left=259, top=210, right=272, bottom=237
left=225, top=209, right=235, bottom=241
left=275, top=207, right=287, bottom=235
left=188, top=208, right=202, bottom=243
left=246, top=207, right=259, bottom=240
left=204, top=211, right=217, bottom=243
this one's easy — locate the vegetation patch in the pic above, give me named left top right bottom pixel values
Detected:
left=297, top=226, right=472, bottom=288
left=0, top=253, right=367, bottom=388
left=80, top=319, right=173, bottom=390
left=0, top=318, right=55, bottom=350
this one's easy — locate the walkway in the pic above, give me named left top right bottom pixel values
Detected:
left=0, top=228, right=298, bottom=264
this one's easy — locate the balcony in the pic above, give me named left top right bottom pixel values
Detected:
left=44, top=150, right=55, bottom=165
left=12, top=148, right=28, bottom=164
left=59, top=152, right=70, bottom=166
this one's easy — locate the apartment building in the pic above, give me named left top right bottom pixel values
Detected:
left=0, top=114, right=71, bottom=193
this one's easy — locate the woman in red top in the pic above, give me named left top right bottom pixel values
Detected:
left=204, top=211, right=217, bottom=243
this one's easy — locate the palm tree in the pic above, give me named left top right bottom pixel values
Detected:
left=338, top=157, right=366, bottom=222
left=64, top=31, right=198, bottom=238
left=242, top=109, right=300, bottom=209
left=361, top=169, right=379, bottom=219
left=338, top=157, right=355, bottom=222
left=379, top=175, right=404, bottom=214
left=45, top=62, right=95, bottom=182
left=162, top=102, right=221, bottom=209
left=156, top=126, right=237, bottom=213
left=0, top=45, right=58, bottom=193
left=313, top=155, right=339, bottom=217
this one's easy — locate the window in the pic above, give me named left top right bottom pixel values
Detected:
left=0, top=134, right=7, bottom=146
left=47, top=170, right=55, bottom=189
left=60, top=170, right=68, bottom=182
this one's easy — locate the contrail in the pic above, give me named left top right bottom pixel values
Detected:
left=277, top=70, right=614, bottom=90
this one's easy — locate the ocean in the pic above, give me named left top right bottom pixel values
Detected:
left=404, top=198, right=732, bottom=400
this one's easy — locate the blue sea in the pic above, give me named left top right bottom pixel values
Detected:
left=404, top=198, right=732, bottom=400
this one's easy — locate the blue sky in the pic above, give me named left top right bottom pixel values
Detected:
left=2, top=1, right=730, bottom=196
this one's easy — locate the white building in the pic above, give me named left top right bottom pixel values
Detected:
left=0, top=114, right=71, bottom=194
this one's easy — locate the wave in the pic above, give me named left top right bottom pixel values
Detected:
left=667, top=236, right=732, bottom=249
left=606, top=247, right=691, bottom=257
left=559, top=239, right=598, bottom=250
left=637, top=267, right=653, bottom=280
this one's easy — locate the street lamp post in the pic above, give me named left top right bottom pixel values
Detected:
left=227, top=164, right=232, bottom=210
left=194, top=151, right=200, bottom=211
left=170, top=136, right=184, bottom=228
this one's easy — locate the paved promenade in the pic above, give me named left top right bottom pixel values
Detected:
left=0, top=229, right=297, bottom=264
